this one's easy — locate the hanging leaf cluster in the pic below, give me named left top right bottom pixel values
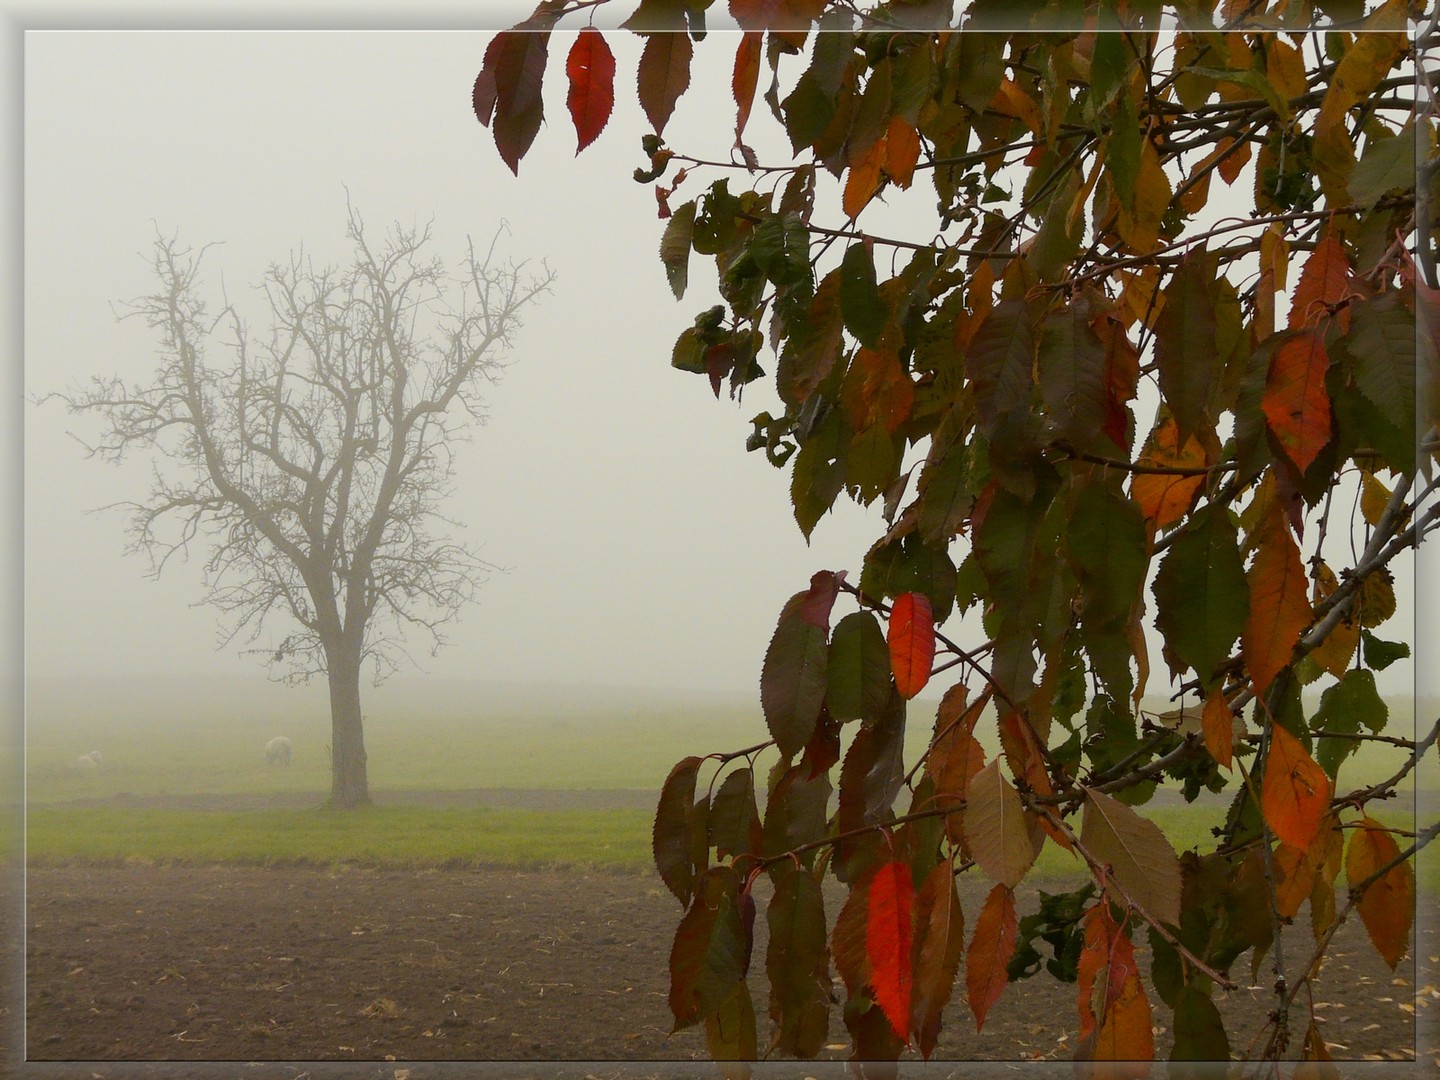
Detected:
left=479, top=0, right=1434, bottom=1070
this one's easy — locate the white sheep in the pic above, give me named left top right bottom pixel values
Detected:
left=70, top=750, right=102, bottom=772
left=265, top=736, right=292, bottom=766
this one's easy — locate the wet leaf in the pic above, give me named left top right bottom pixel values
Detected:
left=1262, top=330, right=1332, bottom=476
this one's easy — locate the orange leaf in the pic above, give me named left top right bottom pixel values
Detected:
left=1261, top=724, right=1332, bottom=852
left=883, top=116, right=920, bottom=190
left=1262, top=330, right=1333, bottom=476
left=565, top=27, right=615, bottom=154
left=926, top=693, right=987, bottom=843
left=1216, top=134, right=1251, bottom=185
left=1201, top=689, right=1234, bottom=770
left=1242, top=503, right=1313, bottom=696
left=1130, top=413, right=1210, bottom=530
left=1346, top=816, right=1415, bottom=969
left=866, top=859, right=915, bottom=1042
left=843, top=138, right=885, bottom=218
left=732, top=31, right=762, bottom=141
left=966, top=883, right=1017, bottom=1031
left=911, top=860, right=964, bottom=1058
left=888, top=592, right=935, bottom=699
left=1075, top=904, right=1153, bottom=1070
left=1288, top=234, right=1352, bottom=333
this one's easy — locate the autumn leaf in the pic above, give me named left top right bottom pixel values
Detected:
left=1346, top=816, right=1414, bottom=969
left=911, top=861, right=964, bottom=1058
left=1262, top=330, right=1333, bottom=476
left=1242, top=503, right=1313, bottom=696
left=1154, top=251, right=1223, bottom=441
left=1130, top=414, right=1210, bottom=531
left=765, top=863, right=830, bottom=1058
left=1076, top=903, right=1153, bottom=1069
left=480, top=28, right=552, bottom=174
left=866, top=859, right=915, bottom=1043
left=1201, top=689, right=1235, bottom=770
left=826, top=610, right=891, bottom=723
left=883, top=116, right=921, bottom=189
left=1288, top=234, right=1352, bottom=333
left=843, top=137, right=885, bottom=218
left=638, top=30, right=693, bottom=136
left=732, top=31, right=761, bottom=142
left=964, top=759, right=1039, bottom=889
left=566, top=27, right=615, bottom=154
left=1261, top=724, right=1332, bottom=853
left=1081, top=789, right=1183, bottom=928
left=1153, top=504, right=1249, bottom=684
left=761, top=574, right=840, bottom=757
left=926, top=688, right=987, bottom=843
left=654, top=756, right=704, bottom=906
left=888, top=592, right=935, bottom=700
left=669, top=867, right=748, bottom=1030
left=966, top=882, right=1018, bottom=1031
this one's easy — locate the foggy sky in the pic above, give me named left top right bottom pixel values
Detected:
left=20, top=18, right=1427, bottom=703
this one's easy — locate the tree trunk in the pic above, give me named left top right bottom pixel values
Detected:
left=325, top=643, right=371, bottom=808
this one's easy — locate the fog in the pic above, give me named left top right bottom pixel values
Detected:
left=19, top=18, right=1427, bottom=738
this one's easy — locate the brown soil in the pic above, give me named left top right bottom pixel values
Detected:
left=9, top=794, right=1438, bottom=1080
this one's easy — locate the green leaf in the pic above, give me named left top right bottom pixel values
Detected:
left=1152, top=504, right=1249, bottom=684
left=765, top=863, right=831, bottom=1057
left=1154, top=250, right=1223, bottom=441
left=705, top=979, right=757, bottom=1066
left=840, top=241, right=887, bottom=347
left=1081, top=789, right=1183, bottom=928
left=827, top=610, right=892, bottom=723
left=1340, top=293, right=1417, bottom=466
left=1350, top=122, right=1416, bottom=208
left=966, top=299, right=1037, bottom=439
left=660, top=200, right=696, bottom=299
left=778, top=269, right=843, bottom=408
left=789, top=407, right=849, bottom=539
left=669, top=866, right=747, bottom=1031
left=762, top=762, right=832, bottom=861
left=760, top=589, right=831, bottom=757
left=1361, top=629, right=1410, bottom=671
left=782, top=70, right=837, bottom=153
left=709, top=768, right=762, bottom=861
left=1314, top=668, right=1389, bottom=778
left=1066, top=483, right=1148, bottom=630
left=1170, top=986, right=1230, bottom=1063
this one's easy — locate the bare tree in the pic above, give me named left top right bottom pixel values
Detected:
left=57, top=208, right=552, bottom=807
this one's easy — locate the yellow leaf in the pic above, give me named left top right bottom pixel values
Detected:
left=1356, top=568, right=1396, bottom=629
left=1116, top=136, right=1171, bottom=255
left=1313, top=0, right=1408, bottom=204
left=1360, top=472, right=1392, bottom=528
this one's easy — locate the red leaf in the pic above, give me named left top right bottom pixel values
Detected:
left=865, top=860, right=915, bottom=1043
left=1289, top=233, right=1352, bottom=332
left=565, top=27, right=615, bottom=154
left=1130, top=413, right=1210, bottom=531
left=1242, top=501, right=1314, bottom=696
left=637, top=31, right=692, bottom=136
left=483, top=28, right=552, bottom=175
left=888, top=592, right=935, bottom=699
left=1262, top=330, right=1333, bottom=476
left=966, top=882, right=1017, bottom=1031
left=732, top=31, right=762, bottom=141
left=653, top=756, right=703, bottom=906
left=1261, top=724, right=1332, bottom=852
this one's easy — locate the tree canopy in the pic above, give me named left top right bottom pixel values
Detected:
left=478, top=0, right=1433, bottom=1069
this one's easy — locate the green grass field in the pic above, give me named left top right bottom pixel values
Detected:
left=21, top=676, right=1432, bottom=888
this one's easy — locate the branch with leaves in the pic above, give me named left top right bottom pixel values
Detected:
left=479, top=0, right=1432, bottom=1069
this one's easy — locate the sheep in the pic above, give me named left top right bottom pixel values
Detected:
left=265, top=736, right=292, bottom=766
left=70, top=750, right=102, bottom=772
